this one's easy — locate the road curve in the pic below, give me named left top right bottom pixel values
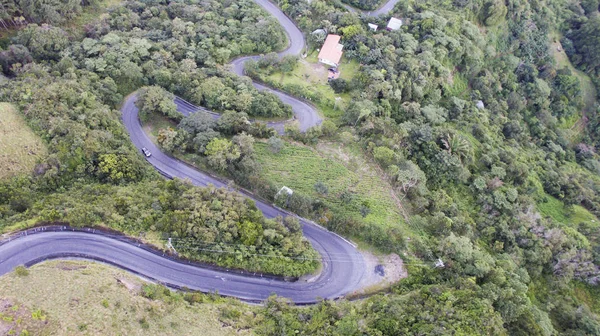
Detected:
left=0, top=93, right=366, bottom=303
left=0, top=0, right=401, bottom=303
left=341, top=0, right=400, bottom=16
left=229, top=0, right=321, bottom=132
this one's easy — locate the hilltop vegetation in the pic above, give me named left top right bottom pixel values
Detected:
left=264, top=0, right=600, bottom=333
left=0, top=0, right=600, bottom=334
left=0, top=0, right=316, bottom=277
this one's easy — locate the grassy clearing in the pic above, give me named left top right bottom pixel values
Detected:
left=142, top=111, right=178, bottom=142
left=550, top=31, right=597, bottom=142
left=529, top=172, right=599, bottom=227
left=0, top=260, right=246, bottom=335
left=254, top=138, right=407, bottom=233
left=67, top=0, right=124, bottom=37
left=0, top=102, right=47, bottom=179
left=537, top=195, right=597, bottom=225
left=266, top=51, right=359, bottom=118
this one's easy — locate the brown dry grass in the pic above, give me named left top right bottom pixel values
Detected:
left=0, top=260, right=247, bottom=335
left=0, top=102, right=47, bottom=179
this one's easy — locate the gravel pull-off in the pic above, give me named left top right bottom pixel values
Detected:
left=351, top=251, right=407, bottom=296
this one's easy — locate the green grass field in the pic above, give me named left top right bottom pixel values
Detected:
left=254, top=139, right=406, bottom=233
left=266, top=51, right=359, bottom=118
left=0, top=261, right=245, bottom=335
left=537, top=195, right=597, bottom=226
left=529, top=172, right=599, bottom=228
left=0, top=102, right=48, bottom=179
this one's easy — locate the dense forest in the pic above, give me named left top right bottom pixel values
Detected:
left=0, top=0, right=315, bottom=277
left=1, top=0, right=600, bottom=334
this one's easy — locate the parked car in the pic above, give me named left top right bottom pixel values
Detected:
left=141, top=147, right=152, bottom=157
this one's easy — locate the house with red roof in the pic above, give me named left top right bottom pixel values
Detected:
left=318, top=34, right=343, bottom=68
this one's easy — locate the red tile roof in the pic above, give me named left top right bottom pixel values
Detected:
left=318, top=34, right=343, bottom=65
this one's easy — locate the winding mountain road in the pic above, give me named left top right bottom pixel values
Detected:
left=0, top=0, right=400, bottom=303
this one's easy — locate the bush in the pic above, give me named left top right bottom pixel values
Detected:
left=329, top=78, right=349, bottom=93
left=139, top=317, right=150, bottom=329
left=268, top=136, right=284, bottom=153
left=314, top=181, right=329, bottom=195
left=321, top=120, right=338, bottom=137
left=15, top=266, right=29, bottom=277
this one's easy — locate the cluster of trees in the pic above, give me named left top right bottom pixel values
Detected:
left=252, top=0, right=600, bottom=333
left=0, top=0, right=318, bottom=276
left=0, top=0, right=96, bottom=27
left=1, top=178, right=319, bottom=276
left=241, top=288, right=506, bottom=335
left=1, top=0, right=600, bottom=332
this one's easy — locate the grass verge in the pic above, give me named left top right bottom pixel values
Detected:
left=0, top=260, right=247, bottom=335
left=0, top=102, right=48, bottom=179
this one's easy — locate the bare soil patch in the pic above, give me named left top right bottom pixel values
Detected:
left=0, top=298, right=51, bottom=335
left=116, top=276, right=142, bottom=293
left=350, top=250, right=407, bottom=297
left=56, top=261, right=88, bottom=271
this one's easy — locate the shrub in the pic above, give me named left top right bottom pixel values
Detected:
left=139, top=317, right=150, bottom=329
left=268, top=136, right=284, bottom=153
left=321, top=120, right=338, bottom=137
left=314, top=181, right=329, bottom=195
left=15, top=266, right=29, bottom=277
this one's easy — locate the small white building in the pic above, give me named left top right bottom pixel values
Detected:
left=386, top=17, right=403, bottom=31
left=368, top=23, right=378, bottom=31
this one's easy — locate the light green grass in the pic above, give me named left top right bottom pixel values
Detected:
left=529, top=172, right=599, bottom=227
left=0, top=261, right=246, bottom=335
left=254, top=139, right=406, bottom=232
left=0, top=102, right=48, bottom=179
left=266, top=52, right=359, bottom=118
left=537, top=195, right=597, bottom=225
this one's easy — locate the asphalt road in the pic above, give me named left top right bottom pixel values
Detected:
left=0, top=0, right=401, bottom=303
left=229, top=0, right=321, bottom=132
left=0, top=92, right=365, bottom=302
left=341, top=0, right=400, bottom=16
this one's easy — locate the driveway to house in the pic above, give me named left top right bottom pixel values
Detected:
left=0, top=0, right=402, bottom=303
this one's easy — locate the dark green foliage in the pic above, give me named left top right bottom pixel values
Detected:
left=569, top=16, right=600, bottom=75
left=0, top=44, right=32, bottom=75
left=135, top=86, right=181, bottom=122
left=341, top=0, right=382, bottom=10
left=0, top=179, right=319, bottom=276
left=0, top=0, right=93, bottom=26
left=253, top=289, right=506, bottom=335
left=13, top=24, right=69, bottom=61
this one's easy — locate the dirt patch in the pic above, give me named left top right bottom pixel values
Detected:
left=350, top=250, right=407, bottom=297
left=0, top=298, right=50, bottom=335
left=116, top=276, right=142, bottom=293
left=56, top=261, right=87, bottom=271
